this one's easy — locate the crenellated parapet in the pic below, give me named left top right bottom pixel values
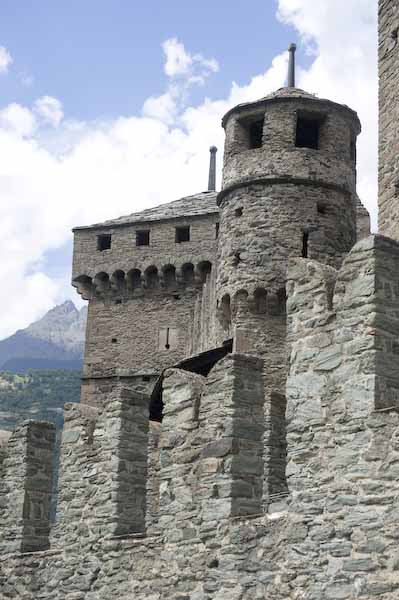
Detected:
left=286, top=234, right=399, bottom=494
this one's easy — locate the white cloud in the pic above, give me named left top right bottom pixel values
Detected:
left=277, top=0, right=378, bottom=229
left=143, top=39, right=220, bottom=125
left=162, top=38, right=218, bottom=81
left=34, top=96, right=64, bottom=127
left=0, top=4, right=379, bottom=338
left=163, top=38, right=193, bottom=77
left=0, top=46, right=12, bottom=74
left=142, top=87, right=179, bottom=124
left=0, top=103, right=36, bottom=137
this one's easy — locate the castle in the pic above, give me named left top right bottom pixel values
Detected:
left=1, top=2, right=399, bottom=598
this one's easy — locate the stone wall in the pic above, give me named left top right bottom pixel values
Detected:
left=4, top=236, right=399, bottom=598
left=83, top=291, right=199, bottom=378
left=379, top=0, right=399, bottom=238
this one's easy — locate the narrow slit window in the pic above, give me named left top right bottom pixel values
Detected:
left=175, top=226, right=190, bottom=243
left=97, top=234, right=112, bottom=251
left=302, top=232, right=309, bottom=258
left=295, top=116, right=321, bottom=150
left=215, top=223, right=220, bottom=239
left=136, top=230, right=150, bottom=246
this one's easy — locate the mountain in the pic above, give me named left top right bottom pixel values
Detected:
left=0, top=301, right=87, bottom=372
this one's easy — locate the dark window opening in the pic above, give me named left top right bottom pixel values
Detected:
left=235, top=207, right=243, bottom=217
left=302, top=232, right=309, bottom=258
left=198, top=261, right=212, bottom=283
left=112, top=338, right=117, bottom=343
left=249, top=118, right=264, bottom=149
left=215, top=223, right=220, bottom=238
left=295, top=116, right=321, bottom=150
left=115, top=299, right=122, bottom=305
left=163, top=265, right=176, bottom=288
left=142, top=375, right=151, bottom=382
left=97, top=234, right=111, bottom=251
left=136, top=230, right=150, bottom=246
left=182, top=263, right=195, bottom=283
left=127, top=269, right=142, bottom=290
left=317, top=203, right=327, bottom=215
left=175, top=226, right=190, bottom=243
left=149, top=341, right=233, bottom=422
left=146, top=266, right=158, bottom=289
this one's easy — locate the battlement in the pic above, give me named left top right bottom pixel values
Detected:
left=3, top=235, right=398, bottom=559
left=4, top=235, right=399, bottom=598
left=287, top=234, right=399, bottom=423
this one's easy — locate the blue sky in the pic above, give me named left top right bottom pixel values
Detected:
left=0, top=0, right=300, bottom=120
left=0, top=0, right=377, bottom=338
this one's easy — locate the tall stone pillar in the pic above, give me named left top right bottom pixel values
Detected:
left=0, top=421, right=56, bottom=553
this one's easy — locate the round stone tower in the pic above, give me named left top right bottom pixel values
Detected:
left=215, top=62, right=361, bottom=497
left=217, top=85, right=361, bottom=308
left=215, top=59, right=361, bottom=403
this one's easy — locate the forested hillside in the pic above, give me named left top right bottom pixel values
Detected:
left=0, top=370, right=81, bottom=431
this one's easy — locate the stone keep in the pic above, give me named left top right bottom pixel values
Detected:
left=9, top=2, right=399, bottom=597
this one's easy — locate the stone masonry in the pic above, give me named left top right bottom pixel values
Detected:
left=6, top=3, right=399, bottom=599
left=379, top=0, right=399, bottom=237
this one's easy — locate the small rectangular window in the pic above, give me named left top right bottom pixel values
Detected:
left=215, top=223, right=220, bottom=239
left=136, top=230, right=150, bottom=246
left=295, top=115, right=321, bottom=150
left=175, top=226, right=190, bottom=243
left=97, top=234, right=112, bottom=251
